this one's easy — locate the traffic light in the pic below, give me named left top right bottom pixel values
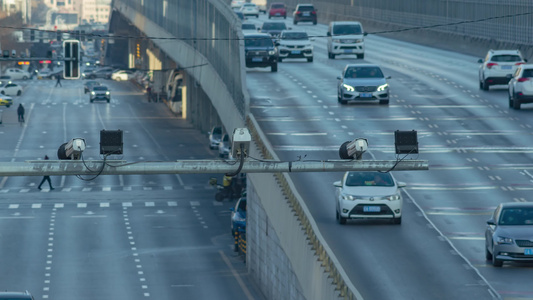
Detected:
left=63, top=40, right=80, bottom=79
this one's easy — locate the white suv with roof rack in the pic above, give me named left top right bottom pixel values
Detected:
left=478, top=49, right=527, bottom=91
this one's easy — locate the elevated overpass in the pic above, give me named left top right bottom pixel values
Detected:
left=107, top=0, right=532, bottom=299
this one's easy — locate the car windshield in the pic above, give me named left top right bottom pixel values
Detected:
left=522, top=69, right=533, bottom=77
left=345, top=172, right=394, bottom=187
left=298, top=6, right=314, bottom=11
left=333, top=24, right=363, bottom=35
left=93, top=86, right=108, bottom=91
left=344, top=66, right=384, bottom=79
left=212, top=127, right=222, bottom=135
left=272, top=4, right=284, bottom=9
left=262, top=23, right=286, bottom=30
left=498, top=208, right=533, bottom=225
left=245, top=36, right=274, bottom=47
left=282, top=32, right=308, bottom=40
left=242, top=24, right=256, bottom=30
left=491, top=55, right=522, bottom=62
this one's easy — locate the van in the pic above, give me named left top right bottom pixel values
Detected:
left=251, top=0, right=267, bottom=13
left=327, top=21, right=365, bottom=59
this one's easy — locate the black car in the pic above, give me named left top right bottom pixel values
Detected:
left=293, top=4, right=317, bottom=25
left=84, top=80, right=101, bottom=94
left=243, top=32, right=278, bottom=72
left=259, top=21, right=288, bottom=38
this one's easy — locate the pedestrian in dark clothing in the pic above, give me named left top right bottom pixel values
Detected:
left=55, top=75, right=62, bottom=87
left=38, top=155, right=54, bottom=190
left=17, top=104, right=25, bottom=122
left=146, top=86, right=152, bottom=102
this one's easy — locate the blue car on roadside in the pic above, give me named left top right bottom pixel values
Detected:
left=230, top=197, right=246, bottom=236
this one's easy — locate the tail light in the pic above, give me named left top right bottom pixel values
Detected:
left=518, top=78, right=530, bottom=82
left=296, top=11, right=301, bottom=15
left=312, top=11, right=317, bottom=14
left=515, top=62, right=525, bottom=66
left=486, top=63, right=498, bottom=69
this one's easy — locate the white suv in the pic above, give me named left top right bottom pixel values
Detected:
left=277, top=30, right=314, bottom=63
left=508, top=64, right=533, bottom=110
left=478, top=49, right=527, bottom=91
left=4, top=68, right=31, bottom=80
left=327, top=21, right=365, bottom=59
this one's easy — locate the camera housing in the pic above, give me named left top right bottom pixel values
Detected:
left=339, top=138, right=368, bottom=160
left=57, top=138, right=86, bottom=160
left=231, top=128, right=251, bottom=158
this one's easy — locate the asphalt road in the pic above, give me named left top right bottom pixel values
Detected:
left=0, top=77, right=264, bottom=300
left=245, top=14, right=533, bottom=300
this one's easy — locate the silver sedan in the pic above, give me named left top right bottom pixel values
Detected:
left=485, top=202, right=533, bottom=267
left=337, top=64, right=390, bottom=105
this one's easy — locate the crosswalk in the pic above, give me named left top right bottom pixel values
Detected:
left=0, top=200, right=226, bottom=210
left=0, top=184, right=215, bottom=194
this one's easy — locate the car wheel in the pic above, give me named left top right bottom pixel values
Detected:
left=513, top=98, right=521, bottom=110
left=485, top=244, right=493, bottom=261
left=357, top=53, right=365, bottom=59
left=107, top=99, right=110, bottom=103
left=293, top=20, right=297, bottom=25
left=271, top=63, right=278, bottom=72
left=17, top=90, right=21, bottom=96
left=116, top=77, right=121, bottom=81
left=1, top=91, right=4, bottom=95
left=268, top=15, right=271, bottom=19
left=379, top=99, right=389, bottom=105
left=90, top=99, right=94, bottom=103
left=492, top=248, right=503, bottom=267
left=307, top=57, right=313, bottom=63
left=278, top=57, right=283, bottom=62
left=284, top=15, right=286, bottom=19
left=508, top=93, right=514, bottom=108
left=256, top=15, right=259, bottom=18
left=481, top=79, right=489, bottom=91
left=330, top=53, right=336, bottom=59
left=22, top=76, right=28, bottom=80
left=6, top=104, right=10, bottom=108
left=393, top=217, right=402, bottom=225
left=338, top=214, right=346, bottom=225
left=340, top=99, right=347, bottom=105
left=313, top=20, right=317, bottom=25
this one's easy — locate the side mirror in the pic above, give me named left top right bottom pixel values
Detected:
left=230, top=207, right=235, bottom=212
left=363, top=32, right=368, bottom=36
left=487, top=219, right=496, bottom=226
left=525, top=59, right=528, bottom=62
left=336, top=76, right=341, bottom=80
left=287, top=27, right=292, bottom=30
left=327, top=32, right=331, bottom=36
left=275, top=42, right=280, bottom=46
left=386, top=76, right=392, bottom=79
left=333, top=181, right=342, bottom=188
left=477, top=58, right=483, bottom=63
left=310, top=38, right=315, bottom=41
left=397, top=181, right=406, bottom=188
left=257, top=28, right=260, bottom=31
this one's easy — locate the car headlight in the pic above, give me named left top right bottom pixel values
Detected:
left=496, top=236, right=513, bottom=245
left=91, top=92, right=95, bottom=95
left=333, top=39, right=341, bottom=43
left=268, top=50, right=276, bottom=55
left=341, top=194, right=358, bottom=201
left=343, top=84, right=354, bottom=92
left=377, top=83, right=389, bottom=92
left=355, top=39, right=364, bottom=43
left=105, top=91, right=110, bottom=95
left=385, top=194, right=401, bottom=201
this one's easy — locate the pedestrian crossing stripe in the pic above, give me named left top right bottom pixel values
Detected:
left=1, top=185, right=215, bottom=194
left=0, top=201, right=228, bottom=209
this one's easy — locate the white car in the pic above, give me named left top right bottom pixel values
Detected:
left=327, top=21, right=365, bottom=59
left=478, top=49, right=527, bottom=91
left=0, top=81, right=22, bottom=96
left=209, top=126, right=222, bottom=150
left=334, top=171, right=406, bottom=225
left=277, top=30, right=314, bottom=63
left=218, top=133, right=231, bottom=158
left=4, top=68, right=31, bottom=80
left=230, top=0, right=245, bottom=9
left=111, top=70, right=133, bottom=81
left=240, top=3, right=259, bottom=18
left=508, top=64, right=533, bottom=110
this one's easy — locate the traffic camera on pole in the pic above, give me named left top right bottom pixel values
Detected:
left=63, top=39, right=80, bottom=79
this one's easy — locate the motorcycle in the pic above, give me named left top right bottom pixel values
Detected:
left=210, top=175, right=246, bottom=202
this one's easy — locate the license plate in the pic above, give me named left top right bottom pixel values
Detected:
left=344, top=49, right=353, bottom=53
left=291, top=50, right=301, bottom=54
left=303, top=12, right=310, bottom=16
left=501, top=65, right=512, bottom=70
left=360, top=93, right=372, bottom=98
left=275, top=13, right=280, bottom=16
left=252, top=57, right=263, bottom=62
left=525, top=249, right=533, bottom=255
left=363, top=206, right=381, bottom=212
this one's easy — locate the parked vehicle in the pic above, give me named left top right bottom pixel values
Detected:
left=4, top=68, right=31, bottom=80
left=111, top=70, right=134, bottom=81
left=209, top=126, right=222, bottom=149
left=0, top=81, right=22, bottom=96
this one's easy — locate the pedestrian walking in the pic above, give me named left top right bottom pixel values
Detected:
left=55, top=75, right=62, bottom=87
left=17, top=103, right=25, bottom=122
left=38, top=155, right=54, bottom=190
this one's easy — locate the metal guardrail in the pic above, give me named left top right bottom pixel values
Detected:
left=246, top=116, right=360, bottom=300
left=281, top=0, right=533, bottom=46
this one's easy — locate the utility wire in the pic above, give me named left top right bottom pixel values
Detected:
left=3, top=10, right=532, bottom=42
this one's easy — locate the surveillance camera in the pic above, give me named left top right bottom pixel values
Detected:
left=231, top=128, right=251, bottom=159
left=57, top=138, right=86, bottom=160
left=339, top=138, right=368, bottom=160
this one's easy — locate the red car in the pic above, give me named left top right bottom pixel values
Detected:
left=268, top=2, right=287, bottom=19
